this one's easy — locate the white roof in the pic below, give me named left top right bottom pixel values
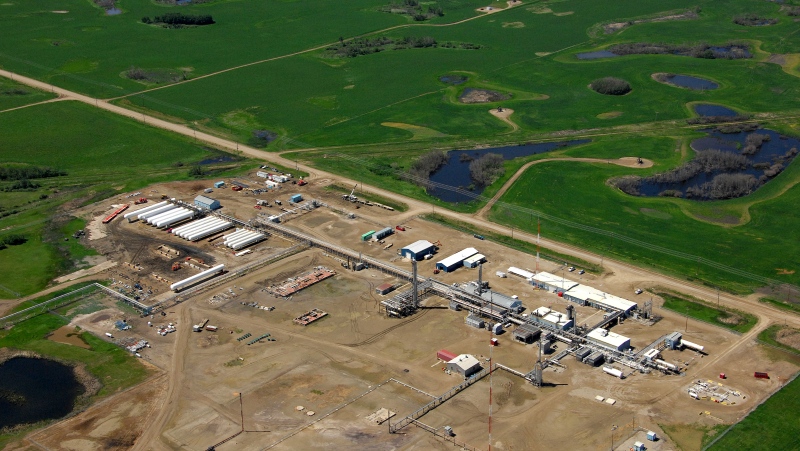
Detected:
left=195, top=195, right=217, bottom=205
left=532, top=306, right=571, bottom=328
left=438, top=248, right=478, bottom=268
left=566, top=284, right=637, bottom=312
left=532, top=271, right=579, bottom=291
left=464, top=254, right=485, bottom=264
left=586, top=328, right=630, bottom=349
left=447, top=354, right=481, bottom=370
left=402, top=240, right=434, bottom=254
left=508, top=266, right=534, bottom=279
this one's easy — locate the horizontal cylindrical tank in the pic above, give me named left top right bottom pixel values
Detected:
left=146, top=208, right=182, bottom=225
left=231, top=234, right=266, bottom=250
left=153, top=208, right=190, bottom=228
left=170, top=264, right=225, bottom=291
left=224, top=229, right=250, bottom=244
left=226, top=232, right=259, bottom=248
left=139, top=204, right=177, bottom=221
left=187, top=222, right=232, bottom=241
left=124, top=201, right=168, bottom=220
left=178, top=218, right=222, bottom=238
left=681, top=340, right=704, bottom=353
left=655, top=359, right=678, bottom=371
left=157, top=210, right=194, bottom=228
left=602, top=366, right=624, bottom=379
left=174, top=217, right=216, bottom=236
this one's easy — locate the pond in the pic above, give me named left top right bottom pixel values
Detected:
left=0, top=357, right=85, bottom=429
left=427, top=140, right=589, bottom=203
left=198, top=155, right=238, bottom=165
left=694, top=104, right=738, bottom=117
left=630, top=128, right=800, bottom=200
left=105, top=7, right=121, bottom=15
left=662, top=74, right=718, bottom=90
left=439, top=74, right=468, bottom=85
left=576, top=50, right=618, bottom=60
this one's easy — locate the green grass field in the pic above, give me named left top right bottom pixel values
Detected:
left=758, top=325, right=800, bottom=355
left=0, top=100, right=253, bottom=297
left=0, top=77, right=56, bottom=111
left=708, top=373, right=800, bottom=450
left=657, top=291, right=758, bottom=333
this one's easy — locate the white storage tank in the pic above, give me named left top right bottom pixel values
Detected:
left=681, top=340, right=705, bottom=353
left=602, top=366, right=624, bottom=379
left=139, top=204, right=177, bottom=221
left=125, top=201, right=168, bottom=221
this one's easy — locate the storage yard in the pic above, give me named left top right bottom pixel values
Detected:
left=31, top=175, right=800, bottom=451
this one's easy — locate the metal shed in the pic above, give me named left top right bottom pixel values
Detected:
left=361, top=230, right=375, bottom=241
left=446, top=354, right=482, bottom=378
left=664, top=331, right=683, bottom=350
left=375, top=283, right=394, bottom=295
left=436, top=247, right=478, bottom=272
left=463, top=254, right=486, bottom=268
left=400, top=240, right=435, bottom=260
left=584, top=351, right=605, bottom=366
left=513, top=323, right=541, bottom=344
left=575, top=347, right=592, bottom=360
left=290, top=194, right=303, bottom=203
left=465, top=313, right=484, bottom=329
left=374, top=227, right=393, bottom=240
left=194, top=195, right=220, bottom=210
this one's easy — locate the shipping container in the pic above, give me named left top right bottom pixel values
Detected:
left=437, top=349, right=457, bottom=362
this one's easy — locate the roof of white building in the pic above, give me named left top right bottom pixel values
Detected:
left=565, top=284, right=637, bottom=312
left=402, top=240, right=434, bottom=253
left=586, top=328, right=631, bottom=349
left=437, top=248, right=478, bottom=268
left=508, top=266, right=534, bottom=279
left=447, top=354, right=482, bottom=371
left=532, top=271, right=579, bottom=291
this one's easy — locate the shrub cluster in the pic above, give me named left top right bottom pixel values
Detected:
left=787, top=6, right=800, bottom=16
left=686, top=173, right=759, bottom=199
left=248, top=130, right=277, bottom=148
left=124, top=67, right=185, bottom=84
left=381, top=0, right=444, bottom=21
left=0, top=234, right=27, bottom=250
left=325, top=36, right=473, bottom=58
left=733, top=14, right=778, bottom=26
left=590, top=77, right=631, bottom=95
left=609, top=42, right=750, bottom=59
left=408, top=150, right=447, bottom=185
left=1, top=88, right=28, bottom=96
left=2, top=179, right=41, bottom=192
left=742, top=133, right=771, bottom=155
left=142, top=13, right=214, bottom=27
left=469, top=153, right=505, bottom=187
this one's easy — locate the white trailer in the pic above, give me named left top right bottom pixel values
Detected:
left=124, top=201, right=168, bottom=221
left=139, top=204, right=177, bottom=221
left=157, top=209, right=194, bottom=228
left=681, top=340, right=705, bottom=353
left=230, top=233, right=266, bottom=250
left=602, top=366, right=624, bottom=379
left=170, top=264, right=225, bottom=292
left=186, top=221, right=232, bottom=241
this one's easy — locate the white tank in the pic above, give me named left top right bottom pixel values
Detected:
left=139, top=204, right=177, bottom=221
left=146, top=208, right=182, bottom=225
left=187, top=221, right=232, bottom=241
left=170, top=264, right=225, bottom=291
left=124, top=201, right=168, bottom=220
left=231, top=234, right=266, bottom=250
left=655, top=359, right=678, bottom=371
left=602, top=366, right=623, bottom=379
left=177, top=218, right=221, bottom=238
left=174, top=217, right=216, bottom=236
left=156, top=209, right=193, bottom=228
left=224, top=229, right=251, bottom=244
left=227, top=232, right=262, bottom=249
left=681, top=340, right=704, bottom=353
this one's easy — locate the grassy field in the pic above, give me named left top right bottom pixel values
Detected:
left=0, top=77, right=56, bottom=111
left=657, top=291, right=758, bottom=333
left=0, top=100, right=254, bottom=297
left=708, top=373, right=800, bottom=450
left=758, top=325, right=800, bottom=355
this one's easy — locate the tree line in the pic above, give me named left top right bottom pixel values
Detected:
left=469, top=153, right=505, bottom=187
left=408, top=150, right=448, bottom=185
left=381, top=0, right=444, bottom=21
left=0, top=165, right=65, bottom=181
left=142, top=13, right=214, bottom=26
left=609, top=42, right=751, bottom=59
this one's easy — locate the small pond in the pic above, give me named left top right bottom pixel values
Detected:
left=198, top=155, right=239, bottom=165
left=694, top=104, right=738, bottom=117
left=629, top=128, right=800, bottom=200
left=427, top=140, right=589, bottom=203
left=576, top=50, right=618, bottom=60
left=662, top=75, right=718, bottom=90
left=105, top=7, right=121, bottom=15
left=439, top=74, right=468, bottom=85
left=0, top=357, right=85, bottom=429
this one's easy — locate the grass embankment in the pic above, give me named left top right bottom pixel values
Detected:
left=0, top=100, right=254, bottom=297
left=660, top=423, right=728, bottom=451
left=759, top=296, right=800, bottom=315
left=0, top=313, right=150, bottom=447
left=657, top=291, right=757, bottom=333
left=758, top=325, right=800, bottom=355
left=324, top=183, right=408, bottom=212
left=707, top=374, right=800, bottom=450
left=422, top=213, right=600, bottom=273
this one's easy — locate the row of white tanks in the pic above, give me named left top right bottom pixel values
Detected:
left=124, top=202, right=194, bottom=228
left=223, top=228, right=266, bottom=250
left=171, top=217, right=233, bottom=241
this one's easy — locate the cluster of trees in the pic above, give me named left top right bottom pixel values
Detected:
left=686, top=174, right=760, bottom=199
left=381, top=0, right=444, bottom=21
left=0, top=165, right=65, bottom=181
left=142, top=13, right=214, bottom=26
left=3, top=179, right=41, bottom=192
left=408, top=150, right=447, bottom=185
left=733, top=14, right=778, bottom=26
left=326, top=36, right=439, bottom=58
left=1, top=88, right=28, bottom=96
left=686, top=115, right=751, bottom=125
left=469, top=153, right=505, bottom=187
left=439, top=41, right=482, bottom=50
left=0, top=234, right=27, bottom=251
left=590, top=77, right=631, bottom=95
left=787, top=7, right=800, bottom=16
left=716, top=123, right=761, bottom=134
left=609, top=42, right=750, bottom=59
left=742, top=133, right=771, bottom=155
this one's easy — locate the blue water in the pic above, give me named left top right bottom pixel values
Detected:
left=439, top=75, right=468, bottom=85
left=695, top=104, right=738, bottom=117
left=576, top=50, right=618, bottom=60
left=105, top=7, right=121, bottom=15
left=198, top=155, right=238, bottom=165
left=0, top=358, right=85, bottom=428
left=665, top=75, right=718, bottom=90
left=636, top=129, right=800, bottom=199
left=427, top=140, right=590, bottom=203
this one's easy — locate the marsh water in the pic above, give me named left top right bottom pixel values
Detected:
left=694, top=104, right=738, bottom=117
left=427, top=140, right=589, bottom=202
left=0, top=357, right=84, bottom=429
left=663, top=75, right=718, bottom=90
left=576, top=50, right=618, bottom=60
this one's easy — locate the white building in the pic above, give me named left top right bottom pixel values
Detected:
left=586, top=328, right=631, bottom=351
left=446, top=354, right=483, bottom=378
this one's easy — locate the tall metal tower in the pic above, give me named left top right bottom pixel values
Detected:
left=411, top=258, right=418, bottom=308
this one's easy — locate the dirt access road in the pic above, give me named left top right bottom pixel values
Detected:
left=2, top=70, right=798, bottom=332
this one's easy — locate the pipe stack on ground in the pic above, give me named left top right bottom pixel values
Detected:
left=124, top=201, right=169, bottom=222
left=223, top=229, right=266, bottom=250
left=170, top=264, right=225, bottom=292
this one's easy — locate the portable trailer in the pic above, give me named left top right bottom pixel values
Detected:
left=102, top=204, right=129, bottom=224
